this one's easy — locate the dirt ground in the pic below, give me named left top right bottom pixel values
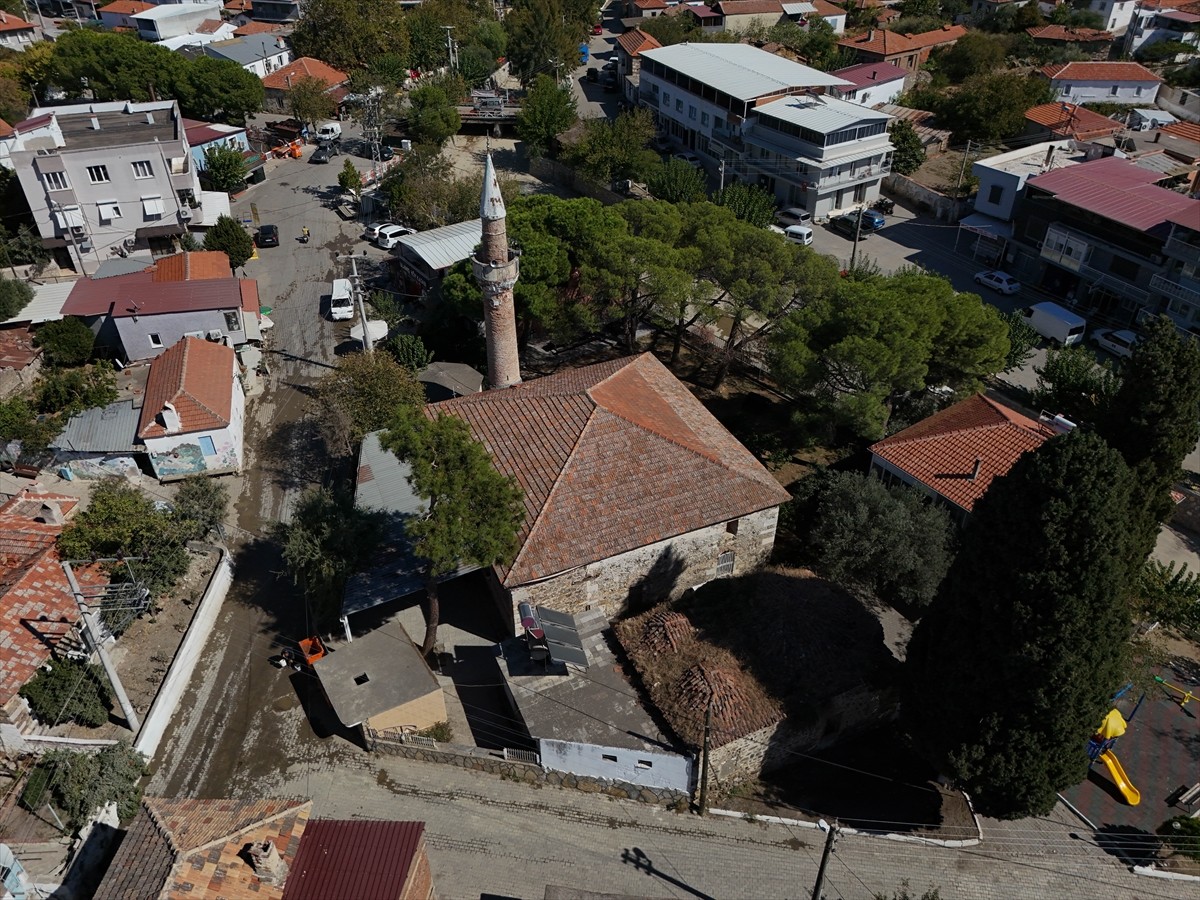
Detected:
left=909, top=149, right=973, bottom=195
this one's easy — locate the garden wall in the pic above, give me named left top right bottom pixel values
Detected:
left=882, top=174, right=966, bottom=222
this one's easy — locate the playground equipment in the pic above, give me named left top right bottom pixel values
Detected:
left=1087, top=707, right=1141, bottom=806
left=1154, top=675, right=1196, bottom=710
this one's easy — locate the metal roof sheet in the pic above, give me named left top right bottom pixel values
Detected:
left=830, top=60, right=909, bottom=90
left=397, top=218, right=482, bottom=272
left=51, top=400, right=140, bottom=453
left=754, top=93, right=890, bottom=133
left=2, top=281, right=74, bottom=326
left=283, top=820, right=425, bottom=900
left=93, top=254, right=155, bottom=279
left=640, top=43, right=850, bottom=101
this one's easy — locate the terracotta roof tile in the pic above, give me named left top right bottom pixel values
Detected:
left=98, top=0, right=154, bottom=13
left=0, top=11, right=35, bottom=31
left=234, top=20, right=283, bottom=35
left=1163, top=120, right=1200, bottom=143
left=616, top=27, right=663, bottom=57
left=812, top=0, right=846, bottom=14
left=0, top=118, right=11, bottom=138
left=196, top=18, right=226, bottom=33
left=137, top=337, right=235, bottom=439
left=902, top=23, right=967, bottom=49
left=1040, top=60, right=1162, bottom=82
left=262, top=57, right=347, bottom=91
left=634, top=0, right=668, bottom=8
left=839, top=28, right=920, bottom=54
left=1026, top=24, right=1114, bottom=41
left=1025, top=101, right=1122, bottom=139
left=715, top=0, right=785, bottom=14
left=433, top=354, right=790, bottom=586
left=870, top=394, right=1052, bottom=512
left=150, top=251, right=232, bottom=282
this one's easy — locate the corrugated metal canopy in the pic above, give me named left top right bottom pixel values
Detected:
left=282, top=820, right=425, bottom=900
left=50, top=400, right=140, bottom=453
left=397, top=218, right=482, bottom=272
left=755, top=93, right=890, bottom=134
left=2, top=281, right=74, bottom=326
left=640, top=43, right=850, bottom=102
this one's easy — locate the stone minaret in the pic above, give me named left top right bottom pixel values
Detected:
left=473, top=154, right=521, bottom=390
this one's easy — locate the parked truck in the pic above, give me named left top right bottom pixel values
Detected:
left=1022, top=301, right=1086, bottom=346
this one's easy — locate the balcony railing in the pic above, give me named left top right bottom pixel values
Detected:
left=819, top=165, right=890, bottom=190
left=1150, top=273, right=1200, bottom=306
left=1079, top=264, right=1150, bottom=304
left=1165, top=235, right=1200, bottom=266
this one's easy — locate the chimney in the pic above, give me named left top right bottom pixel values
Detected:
left=866, top=29, right=875, bottom=41
left=1154, top=130, right=1161, bottom=143
left=284, top=73, right=292, bottom=88
left=36, top=502, right=63, bottom=526
left=248, top=840, right=289, bottom=886
left=159, top=401, right=182, bottom=434
left=970, top=457, right=982, bottom=481
left=276, top=36, right=286, bottom=49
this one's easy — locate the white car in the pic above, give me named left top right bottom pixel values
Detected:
left=672, top=151, right=703, bottom=168
left=376, top=224, right=417, bottom=249
left=1091, top=328, right=1140, bottom=359
left=775, top=207, right=812, bottom=228
left=974, top=270, right=1021, bottom=295
left=364, top=221, right=393, bottom=241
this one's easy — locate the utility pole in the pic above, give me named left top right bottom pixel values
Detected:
left=339, top=253, right=372, bottom=353
left=62, top=561, right=141, bottom=733
left=810, top=819, right=839, bottom=900
left=955, top=139, right=974, bottom=198
left=443, top=26, right=458, bottom=70
left=849, top=203, right=864, bottom=271
left=697, top=696, right=713, bottom=815
left=718, top=160, right=726, bottom=192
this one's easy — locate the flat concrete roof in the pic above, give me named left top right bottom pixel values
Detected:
left=974, top=140, right=1089, bottom=177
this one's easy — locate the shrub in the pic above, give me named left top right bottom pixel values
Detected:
left=419, top=721, right=453, bottom=742
left=1158, top=815, right=1200, bottom=862
left=21, top=743, right=146, bottom=830
left=20, top=658, right=112, bottom=728
left=34, top=317, right=95, bottom=367
left=171, top=475, right=230, bottom=541
left=0, top=275, right=33, bottom=320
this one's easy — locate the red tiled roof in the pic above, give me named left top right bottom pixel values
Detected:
left=870, top=394, right=1052, bottom=513
left=262, top=57, right=347, bottom=91
left=12, top=112, right=53, bottom=133
left=903, top=23, right=967, bottom=49
left=0, top=325, right=38, bottom=371
left=1024, top=101, right=1122, bottom=139
left=0, top=118, right=11, bottom=138
left=830, top=60, right=908, bottom=89
left=98, top=0, right=154, bottom=14
left=0, top=11, right=35, bottom=31
left=240, top=279, right=259, bottom=314
left=137, top=337, right=235, bottom=439
left=234, top=20, right=282, bottom=35
left=96, top=797, right=312, bottom=900
left=812, top=0, right=846, bottom=14
left=616, top=27, right=663, bottom=57
left=282, top=820, right=425, bottom=900
left=1026, top=24, right=1114, bottom=41
left=714, top=0, right=785, bottom=14
left=1040, top=61, right=1162, bottom=83
left=1163, top=120, right=1200, bottom=143
left=433, top=354, right=790, bottom=587
left=224, top=0, right=252, bottom=9
left=634, top=0, right=668, bottom=8
left=149, top=251, right=232, bottom=282
left=195, top=17, right=226, bottom=33
left=838, top=28, right=920, bottom=55
left=1028, top=155, right=1200, bottom=233
left=0, top=489, right=79, bottom=519
left=62, top=272, right=244, bottom=318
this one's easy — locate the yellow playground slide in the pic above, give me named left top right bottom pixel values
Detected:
left=1099, top=750, right=1141, bottom=806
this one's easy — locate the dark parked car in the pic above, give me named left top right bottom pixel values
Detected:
left=586, top=67, right=599, bottom=82
left=256, top=224, right=279, bottom=247
left=859, top=208, right=886, bottom=231
left=830, top=215, right=869, bottom=240
left=311, top=141, right=340, bottom=163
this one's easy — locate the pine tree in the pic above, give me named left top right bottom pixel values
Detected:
left=902, top=429, right=1135, bottom=818
left=1099, top=315, right=1200, bottom=568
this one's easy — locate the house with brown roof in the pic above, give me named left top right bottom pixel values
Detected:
left=1026, top=24, right=1115, bottom=56
left=829, top=60, right=908, bottom=107
left=261, top=57, right=348, bottom=113
left=97, top=796, right=435, bottom=899
left=869, top=394, right=1055, bottom=522
left=431, top=353, right=791, bottom=629
left=137, top=336, right=245, bottom=480
left=1039, top=60, right=1163, bottom=105
left=0, top=10, right=41, bottom=52
left=837, top=24, right=967, bottom=72
left=713, top=0, right=787, bottom=30
left=98, top=0, right=154, bottom=30
left=0, top=487, right=84, bottom=749
left=614, top=28, right=663, bottom=103
left=1023, top=100, right=1123, bottom=141
left=626, top=0, right=668, bottom=17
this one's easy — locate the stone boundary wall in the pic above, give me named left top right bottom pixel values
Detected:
left=529, top=158, right=625, bottom=206
left=882, top=174, right=966, bottom=222
left=369, top=735, right=688, bottom=807
left=1156, top=86, right=1200, bottom=125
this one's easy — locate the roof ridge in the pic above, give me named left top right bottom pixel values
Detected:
left=173, top=338, right=230, bottom=427
left=875, top=411, right=1041, bottom=450
left=142, top=799, right=182, bottom=859
left=185, top=798, right=312, bottom=854
left=502, top=396, right=600, bottom=584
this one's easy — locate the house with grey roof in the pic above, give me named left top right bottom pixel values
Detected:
left=49, top=399, right=143, bottom=479
left=389, top=218, right=482, bottom=301
left=198, top=34, right=292, bottom=77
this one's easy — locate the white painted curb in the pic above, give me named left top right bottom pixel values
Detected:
left=133, top=546, right=232, bottom=759
left=709, top=804, right=982, bottom=848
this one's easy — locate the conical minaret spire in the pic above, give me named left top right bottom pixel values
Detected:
left=474, top=154, right=521, bottom=390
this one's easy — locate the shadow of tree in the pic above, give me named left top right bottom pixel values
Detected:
left=623, top=546, right=687, bottom=617
left=257, top=417, right=327, bottom=493
left=1094, top=823, right=1162, bottom=868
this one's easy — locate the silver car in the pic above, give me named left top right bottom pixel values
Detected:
left=1091, top=328, right=1140, bottom=359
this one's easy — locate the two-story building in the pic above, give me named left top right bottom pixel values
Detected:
left=261, top=57, right=348, bottom=113
left=0, top=11, right=42, bottom=51
left=1087, top=0, right=1137, bottom=32
left=637, top=42, right=852, bottom=173
left=1155, top=210, right=1200, bottom=334
left=1007, top=155, right=1200, bottom=326
left=1124, top=0, right=1200, bottom=56
left=614, top=28, right=663, bottom=106
left=8, top=100, right=230, bottom=273
left=131, top=1, right=223, bottom=41
left=837, top=24, right=967, bottom=73
left=1039, top=60, right=1163, bottom=105
left=198, top=34, right=292, bottom=77
left=98, top=0, right=154, bottom=30
left=185, top=117, right=267, bottom=187
left=829, top=61, right=907, bottom=107
left=251, top=0, right=300, bottom=21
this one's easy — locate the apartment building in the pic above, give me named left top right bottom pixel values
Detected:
left=8, top=100, right=230, bottom=274
left=199, top=34, right=292, bottom=76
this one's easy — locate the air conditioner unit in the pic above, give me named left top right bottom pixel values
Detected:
left=206, top=329, right=223, bottom=341
left=179, top=207, right=193, bottom=221
left=78, top=241, right=93, bottom=252
left=123, top=236, right=137, bottom=249
left=70, top=224, right=86, bottom=236
left=183, top=330, right=205, bottom=339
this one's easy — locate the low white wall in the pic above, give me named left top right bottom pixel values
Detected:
left=133, top=545, right=232, bottom=758
left=539, top=738, right=693, bottom=792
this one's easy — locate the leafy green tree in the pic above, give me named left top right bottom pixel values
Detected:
left=48, top=31, right=185, bottom=103
left=897, top=0, right=941, bottom=18
left=903, top=429, right=1135, bottom=818
left=459, top=44, right=500, bottom=88
left=315, top=350, right=426, bottom=455
left=201, top=144, right=249, bottom=194
left=788, top=470, right=954, bottom=616
left=34, top=363, right=117, bottom=417
left=505, top=0, right=581, bottom=85
left=0, top=274, right=32, bottom=320
left=57, top=479, right=189, bottom=600
left=935, top=32, right=1008, bottom=83
left=1136, top=560, right=1200, bottom=634
left=771, top=271, right=1007, bottom=437
left=1049, top=3, right=1104, bottom=27
left=0, top=223, right=51, bottom=270
left=20, top=659, right=112, bottom=728
left=1032, top=344, right=1118, bottom=424
left=385, top=333, right=434, bottom=372
left=407, top=84, right=462, bottom=149
left=33, top=317, right=94, bottom=368
left=384, top=152, right=484, bottom=229
left=648, top=158, right=707, bottom=204
left=1012, top=1, right=1044, bottom=28
left=1159, top=815, right=1200, bottom=863
left=382, top=407, right=525, bottom=655
left=203, top=215, right=254, bottom=270
left=0, top=74, right=27, bottom=124
left=287, top=75, right=337, bottom=131
left=940, top=72, right=1055, bottom=143
left=176, top=55, right=263, bottom=123
left=999, top=308, right=1038, bottom=371
left=560, top=108, right=659, bottom=183
left=22, top=742, right=145, bottom=830
left=337, top=157, right=363, bottom=200
left=888, top=119, right=926, bottom=176
left=0, top=396, right=58, bottom=449
left=516, top=74, right=577, bottom=158
left=712, top=182, right=775, bottom=228
left=275, top=486, right=385, bottom=624
left=291, top=0, right=410, bottom=71
left=171, top=475, right=230, bottom=542
left=638, top=15, right=703, bottom=47
left=1099, top=316, right=1200, bottom=569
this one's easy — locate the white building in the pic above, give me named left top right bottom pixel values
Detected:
left=8, top=100, right=229, bottom=272
left=971, top=140, right=1090, bottom=222
left=200, top=35, right=292, bottom=76
left=1039, top=60, right=1163, bottom=105
left=829, top=61, right=907, bottom=107
left=1125, top=2, right=1200, bottom=56
left=1088, top=0, right=1136, bottom=32
left=0, top=11, right=42, bottom=52
left=131, top=1, right=223, bottom=41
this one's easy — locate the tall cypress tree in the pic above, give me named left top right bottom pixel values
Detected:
left=902, top=429, right=1134, bottom=818
left=1099, top=315, right=1200, bottom=568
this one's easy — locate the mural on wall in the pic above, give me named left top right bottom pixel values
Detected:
left=148, top=436, right=239, bottom=480
left=52, top=453, right=141, bottom=480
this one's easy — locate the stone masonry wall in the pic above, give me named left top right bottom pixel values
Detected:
left=507, top=507, right=780, bottom=630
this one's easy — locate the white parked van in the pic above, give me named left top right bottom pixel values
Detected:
left=330, top=278, right=354, bottom=321
left=783, top=224, right=814, bottom=246
left=1023, top=301, right=1086, bottom=346
left=316, top=122, right=342, bottom=143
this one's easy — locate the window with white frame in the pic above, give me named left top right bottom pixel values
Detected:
left=44, top=171, right=69, bottom=191
left=131, top=160, right=153, bottom=179
left=98, top=201, right=122, bottom=221
left=716, top=551, right=735, bottom=577
left=149, top=333, right=164, bottom=348
left=87, top=165, right=110, bottom=184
